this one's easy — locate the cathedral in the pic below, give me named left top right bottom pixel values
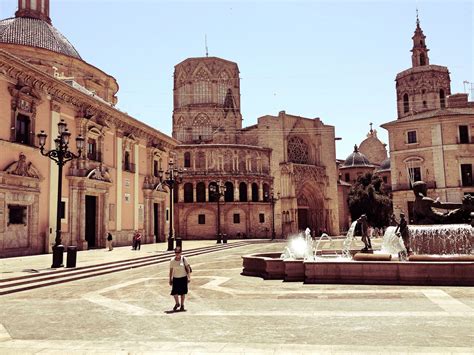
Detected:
left=0, top=0, right=340, bottom=258
left=171, top=57, right=340, bottom=239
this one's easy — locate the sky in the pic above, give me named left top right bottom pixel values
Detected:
left=1, top=0, right=472, bottom=159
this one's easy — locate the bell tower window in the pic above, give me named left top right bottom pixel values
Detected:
left=403, top=94, right=410, bottom=113
left=420, top=53, right=426, bottom=66
left=440, top=89, right=446, bottom=109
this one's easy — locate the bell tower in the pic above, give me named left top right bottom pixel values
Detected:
left=15, top=0, right=51, bottom=25
left=411, top=12, right=429, bottom=67
left=395, top=12, right=451, bottom=119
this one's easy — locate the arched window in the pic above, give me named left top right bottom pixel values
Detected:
left=287, top=136, right=309, bottom=164
left=251, top=183, right=259, bottom=202
left=218, top=71, right=231, bottom=104
left=193, top=67, right=211, bottom=104
left=262, top=184, right=270, bottom=202
left=196, top=182, right=206, bottom=202
left=192, top=114, right=212, bottom=141
left=184, top=183, right=193, bottom=203
left=420, top=53, right=426, bottom=66
left=224, top=182, right=234, bottom=202
left=175, top=116, right=186, bottom=142
left=239, top=182, right=248, bottom=202
left=208, top=182, right=218, bottom=202
left=184, top=152, right=191, bottom=168
left=440, top=89, right=446, bottom=109
left=403, top=93, right=409, bottom=113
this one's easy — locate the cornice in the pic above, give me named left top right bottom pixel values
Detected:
left=0, top=49, right=178, bottom=151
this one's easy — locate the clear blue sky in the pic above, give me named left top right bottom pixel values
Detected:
left=1, top=0, right=472, bottom=159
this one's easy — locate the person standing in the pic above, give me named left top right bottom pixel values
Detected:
left=106, top=232, right=113, bottom=251
left=169, top=246, right=190, bottom=311
left=135, top=231, right=141, bottom=250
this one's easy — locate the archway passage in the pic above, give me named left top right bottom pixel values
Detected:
left=296, top=183, right=325, bottom=235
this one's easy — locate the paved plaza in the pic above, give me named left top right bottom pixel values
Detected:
left=1, top=240, right=473, bottom=354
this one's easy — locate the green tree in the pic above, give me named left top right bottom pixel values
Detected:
left=347, top=172, right=393, bottom=228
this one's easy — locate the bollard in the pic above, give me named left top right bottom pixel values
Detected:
left=175, top=238, right=182, bottom=249
left=223, top=233, right=228, bottom=244
left=66, top=246, right=77, bottom=268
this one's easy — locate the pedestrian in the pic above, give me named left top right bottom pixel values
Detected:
left=106, top=232, right=113, bottom=251
left=131, top=233, right=137, bottom=250
left=169, top=246, right=191, bottom=311
left=135, top=230, right=141, bottom=250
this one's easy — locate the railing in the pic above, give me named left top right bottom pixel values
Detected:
left=123, top=162, right=136, bottom=173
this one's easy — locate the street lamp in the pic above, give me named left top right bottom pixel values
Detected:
left=159, top=159, right=183, bottom=251
left=209, top=181, right=226, bottom=244
left=265, top=190, right=280, bottom=240
left=37, top=119, right=84, bottom=268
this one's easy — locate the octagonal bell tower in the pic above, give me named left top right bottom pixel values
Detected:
left=172, top=57, right=242, bottom=144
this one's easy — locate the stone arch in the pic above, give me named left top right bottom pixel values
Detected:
left=192, top=113, right=212, bottom=141
left=239, top=182, right=248, bottom=202
left=183, top=183, right=193, bottom=203
left=224, top=181, right=234, bottom=202
left=296, top=181, right=326, bottom=234
left=175, top=116, right=187, bottom=142
left=251, top=183, right=259, bottom=202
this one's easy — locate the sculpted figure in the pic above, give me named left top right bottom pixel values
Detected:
left=357, top=214, right=372, bottom=252
left=412, top=181, right=474, bottom=225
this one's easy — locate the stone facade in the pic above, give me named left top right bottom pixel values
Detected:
left=172, top=56, right=340, bottom=238
left=0, top=2, right=177, bottom=257
left=382, top=17, right=474, bottom=223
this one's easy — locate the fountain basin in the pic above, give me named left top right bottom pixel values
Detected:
left=305, top=260, right=474, bottom=286
left=242, top=253, right=474, bottom=286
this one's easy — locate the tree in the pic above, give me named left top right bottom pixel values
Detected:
left=347, top=172, right=393, bottom=228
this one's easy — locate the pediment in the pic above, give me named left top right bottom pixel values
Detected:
left=4, top=153, right=41, bottom=179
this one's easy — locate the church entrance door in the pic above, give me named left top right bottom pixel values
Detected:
left=298, top=208, right=309, bottom=231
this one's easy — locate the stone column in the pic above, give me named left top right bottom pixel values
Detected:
left=102, top=191, right=109, bottom=248
left=78, top=188, right=87, bottom=250
left=234, top=179, right=239, bottom=201
left=258, top=182, right=263, bottom=202
left=192, top=183, right=197, bottom=202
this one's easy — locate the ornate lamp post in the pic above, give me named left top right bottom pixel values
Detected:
left=210, top=181, right=226, bottom=244
left=159, top=159, right=183, bottom=251
left=37, top=119, right=84, bottom=268
left=266, top=190, right=280, bottom=240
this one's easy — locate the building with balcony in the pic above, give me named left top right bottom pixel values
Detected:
left=381, top=15, right=474, bottom=223
left=0, top=1, right=177, bottom=257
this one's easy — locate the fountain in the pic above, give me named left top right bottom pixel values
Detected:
left=242, top=182, right=474, bottom=285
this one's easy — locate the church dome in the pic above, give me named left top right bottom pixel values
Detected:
left=342, top=145, right=373, bottom=168
left=377, top=158, right=391, bottom=172
left=0, top=17, right=81, bottom=59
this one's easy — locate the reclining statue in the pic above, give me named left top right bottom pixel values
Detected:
left=412, top=181, right=474, bottom=225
